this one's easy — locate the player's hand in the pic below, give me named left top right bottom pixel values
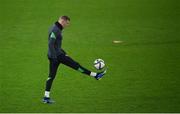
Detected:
left=61, top=49, right=66, bottom=55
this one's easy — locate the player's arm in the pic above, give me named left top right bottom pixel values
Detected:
left=49, top=32, right=57, bottom=59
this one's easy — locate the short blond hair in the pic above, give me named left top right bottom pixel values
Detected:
left=60, top=16, right=70, bottom=21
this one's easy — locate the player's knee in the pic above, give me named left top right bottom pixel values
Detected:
left=74, top=62, right=80, bottom=70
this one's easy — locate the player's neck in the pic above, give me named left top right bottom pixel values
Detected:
left=55, top=21, right=63, bottom=30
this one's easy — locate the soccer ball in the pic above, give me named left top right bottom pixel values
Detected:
left=94, top=59, right=105, bottom=70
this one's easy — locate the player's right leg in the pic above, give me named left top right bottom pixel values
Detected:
left=43, top=58, right=60, bottom=104
left=57, top=54, right=106, bottom=80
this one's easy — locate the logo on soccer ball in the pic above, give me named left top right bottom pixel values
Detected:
left=94, top=59, right=105, bottom=70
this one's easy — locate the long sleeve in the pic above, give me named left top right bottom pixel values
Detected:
left=60, top=49, right=66, bottom=55
left=48, top=32, right=57, bottom=58
left=48, top=22, right=64, bottom=58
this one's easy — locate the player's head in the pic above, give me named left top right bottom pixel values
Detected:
left=58, top=16, right=70, bottom=28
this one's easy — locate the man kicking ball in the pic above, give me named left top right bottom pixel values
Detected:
left=43, top=16, right=106, bottom=104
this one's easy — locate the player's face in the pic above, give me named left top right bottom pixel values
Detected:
left=62, top=20, right=70, bottom=28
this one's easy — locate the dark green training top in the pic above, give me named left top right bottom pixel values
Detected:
left=48, top=21, right=65, bottom=59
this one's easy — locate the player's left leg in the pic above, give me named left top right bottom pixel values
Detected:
left=57, top=54, right=106, bottom=80
left=43, top=58, right=60, bottom=104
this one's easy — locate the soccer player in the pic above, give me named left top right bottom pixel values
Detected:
left=43, top=16, right=106, bottom=104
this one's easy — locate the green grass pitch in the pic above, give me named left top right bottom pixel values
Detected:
left=0, top=0, right=180, bottom=113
